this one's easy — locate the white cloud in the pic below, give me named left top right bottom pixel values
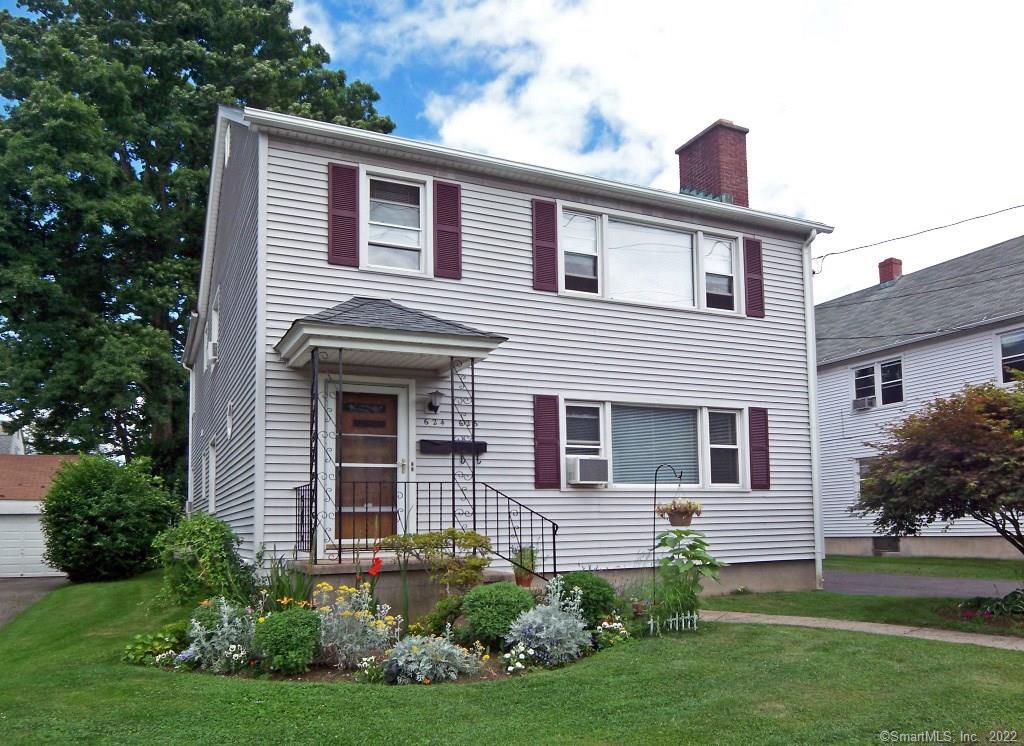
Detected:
left=323, top=0, right=1024, bottom=301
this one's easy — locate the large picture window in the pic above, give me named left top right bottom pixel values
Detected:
left=611, top=404, right=700, bottom=484
left=557, top=205, right=739, bottom=313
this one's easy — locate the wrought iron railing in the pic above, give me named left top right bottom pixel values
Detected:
left=294, top=480, right=558, bottom=578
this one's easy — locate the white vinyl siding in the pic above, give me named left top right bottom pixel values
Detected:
left=819, top=324, right=1023, bottom=538
left=188, top=120, right=260, bottom=556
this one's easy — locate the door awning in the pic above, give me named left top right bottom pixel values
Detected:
left=274, top=296, right=507, bottom=371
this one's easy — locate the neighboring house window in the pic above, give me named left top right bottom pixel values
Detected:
left=708, top=411, right=740, bottom=485
left=702, top=236, right=736, bottom=311
left=366, top=177, right=425, bottom=271
left=879, top=360, right=903, bottom=404
left=561, top=211, right=599, bottom=293
left=1001, top=328, right=1024, bottom=382
left=565, top=403, right=603, bottom=455
left=557, top=206, right=739, bottom=312
left=853, top=359, right=903, bottom=406
left=857, top=457, right=879, bottom=492
left=207, top=442, right=217, bottom=513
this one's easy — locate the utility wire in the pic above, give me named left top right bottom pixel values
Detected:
left=811, top=202, right=1024, bottom=273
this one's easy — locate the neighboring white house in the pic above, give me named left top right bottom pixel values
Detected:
left=0, top=454, right=73, bottom=577
left=817, top=238, right=1024, bottom=559
left=183, top=107, right=833, bottom=592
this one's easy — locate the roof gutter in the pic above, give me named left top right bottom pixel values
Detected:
left=242, top=107, right=834, bottom=238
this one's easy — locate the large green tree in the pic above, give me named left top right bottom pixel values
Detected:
left=0, top=1, right=394, bottom=493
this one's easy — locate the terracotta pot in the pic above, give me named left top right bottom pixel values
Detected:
left=668, top=513, right=693, bottom=527
left=514, top=573, right=533, bottom=588
left=632, top=602, right=646, bottom=618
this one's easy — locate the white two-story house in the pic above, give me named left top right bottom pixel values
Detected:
left=184, top=108, right=833, bottom=592
left=817, top=238, right=1024, bottom=559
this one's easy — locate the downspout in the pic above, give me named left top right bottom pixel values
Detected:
left=802, top=229, right=825, bottom=588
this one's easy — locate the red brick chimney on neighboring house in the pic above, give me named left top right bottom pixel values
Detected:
left=879, top=257, right=903, bottom=284
left=675, top=119, right=749, bottom=207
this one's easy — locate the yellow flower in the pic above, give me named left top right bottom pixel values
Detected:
left=257, top=617, right=266, bottom=624
left=482, top=654, right=490, bottom=661
left=340, top=610, right=353, bottom=618
left=384, top=615, right=395, bottom=623
left=278, top=596, right=292, bottom=606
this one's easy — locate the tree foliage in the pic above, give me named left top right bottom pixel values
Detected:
left=856, top=382, right=1024, bottom=557
left=0, top=1, right=394, bottom=493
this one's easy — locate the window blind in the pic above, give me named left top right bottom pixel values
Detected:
left=611, top=405, right=699, bottom=483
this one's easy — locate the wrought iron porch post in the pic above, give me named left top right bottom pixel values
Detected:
left=337, top=348, right=343, bottom=564
left=309, top=347, right=319, bottom=563
left=449, top=356, right=456, bottom=530
left=471, top=357, right=476, bottom=533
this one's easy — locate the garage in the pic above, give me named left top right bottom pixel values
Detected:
left=0, top=455, right=73, bottom=578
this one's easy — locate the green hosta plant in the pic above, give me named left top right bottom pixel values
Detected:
left=122, top=621, right=189, bottom=667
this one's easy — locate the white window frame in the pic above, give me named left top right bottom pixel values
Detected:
left=706, top=409, right=742, bottom=487
left=850, top=357, right=904, bottom=408
left=856, top=456, right=879, bottom=494
left=996, top=327, right=1024, bottom=384
left=564, top=400, right=605, bottom=456
left=559, top=397, right=749, bottom=491
left=555, top=200, right=744, bottom=316
left=359, top=165, right=433, bottom=277
left=207, top=441, right=217, bottom=513
left=205, top=288, right=220, bottom=372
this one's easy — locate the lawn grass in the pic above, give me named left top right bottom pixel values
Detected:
left=704, top=591, right=1024, bottom=638
left=1, top=575, right=1023, bottom=744
left=824, top=554, right=1024, bottom=581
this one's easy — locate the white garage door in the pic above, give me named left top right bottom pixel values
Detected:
left=0, top=508, right=61, bottom=577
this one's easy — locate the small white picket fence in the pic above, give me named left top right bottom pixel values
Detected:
left=647, top=611, right=699, bottom=636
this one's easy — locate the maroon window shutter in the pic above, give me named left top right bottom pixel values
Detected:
left=434, top=181, right=462, bottom=279
left=327, top=163, right=359, bottom=266
left=533, top=394, right=561, bottom=488
left=532, top=199, right=558, bottom=291
left=748, top=407, right=771, bottom=490
left=743, top=237, right=765, bottom=318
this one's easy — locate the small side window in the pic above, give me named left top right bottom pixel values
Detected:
left=367, top=178, right=424, bottom=271
left=565, top=404, right=603, bottom=455
left=703, top=236, right=735, bottom=311
left=561, top=211, right=599, bottom=294
left=708, top=411, right=740, bottom=485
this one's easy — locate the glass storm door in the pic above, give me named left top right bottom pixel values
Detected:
left=336, top=391, right=402, bottom=543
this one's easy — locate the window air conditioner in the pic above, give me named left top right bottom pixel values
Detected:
left=852, top=396, right=876, bottom=412
left=566, top=455, right=609, bottom=485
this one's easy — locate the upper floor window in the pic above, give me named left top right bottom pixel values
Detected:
left=853, top=359, right=903, bottom=407
left=367, top=178, right=424, bottom=271
left=558, top=205, right=738, bottom=313
left=1001, top=329, right=1024, bottom=382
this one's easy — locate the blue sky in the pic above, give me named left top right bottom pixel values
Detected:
left=3, top=0, right=1023, bottom=302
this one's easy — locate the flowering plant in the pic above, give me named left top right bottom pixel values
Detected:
left=654, top=499, right=703, bottom=519
left=354, top=655, right=385, bottom=684
left=504, top=576, right=592, bottom=666
left=502, top=641, right=536, bottom=674
left=314, top=581, right=402, bottom=669
left=593, top=613, right=631, bottom=649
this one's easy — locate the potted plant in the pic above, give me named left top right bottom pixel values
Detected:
left=655, top=499, right=703, bottom=527
left=511, top=545, right=536, bottom=588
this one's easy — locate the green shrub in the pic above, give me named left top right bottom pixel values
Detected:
left=40, top=456, right=179, bottom=582
left=122, top=621, right=189, bottom=667
left=462, top=582, right=535, bottom=647
left=561, top=571, right=617, bottom=628
left=153, top=513, right=255, bottom=605
left=253, top=607, right=320, bottom=675
left=415, top=595, right=464, bottom=636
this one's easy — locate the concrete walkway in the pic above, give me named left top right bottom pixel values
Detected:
left=702, top=610, right=1024, bottom=652
left=824, top=570, right=1021, bottom=598
left=0, top=577, right=66, bottom=627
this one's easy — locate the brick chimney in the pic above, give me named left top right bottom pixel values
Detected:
left=879, top=257, right=903, bottom=284
left=675, top=119, right=749, bottom=207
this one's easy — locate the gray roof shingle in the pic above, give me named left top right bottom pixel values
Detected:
left=301, top=297, right=506, bottom=340
left=815, top=234, right=1024, bottom=366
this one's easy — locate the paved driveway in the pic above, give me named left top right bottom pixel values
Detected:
left=0, top=577, right=66, bottom=627
left=824, top=570, right=1021, bottom=598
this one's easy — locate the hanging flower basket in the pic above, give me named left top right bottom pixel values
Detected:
left=655, top=499, right=702, bottom=526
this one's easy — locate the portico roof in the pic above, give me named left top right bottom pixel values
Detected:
left=274, top=297, right=507, bottom=371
